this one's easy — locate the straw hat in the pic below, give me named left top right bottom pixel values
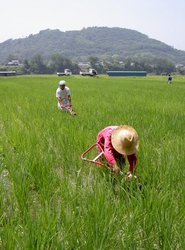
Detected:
left=111, top=125, right=139, bottom=155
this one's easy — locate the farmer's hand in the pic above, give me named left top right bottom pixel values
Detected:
left=119, top=170, right=123, bottom=175
left=127, top=171, right=133, bottom=179
left=127, top=171, right=138, bottom=179
left=112, top=164, right=120, bottom=173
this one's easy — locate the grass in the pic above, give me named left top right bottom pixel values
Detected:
left=0, top=74, right=185, bottom=249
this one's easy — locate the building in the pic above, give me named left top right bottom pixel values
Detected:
left=7, top=60, right=20, bottom=66
left=0, top=71, right=16, bottom=76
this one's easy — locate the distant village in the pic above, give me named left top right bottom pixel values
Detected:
left=1, top=57, right=185, bottom=76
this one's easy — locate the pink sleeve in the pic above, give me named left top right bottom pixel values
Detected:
left=127, top=153, right=137, bottom=172
left=104, top=136, right=116, bottom=165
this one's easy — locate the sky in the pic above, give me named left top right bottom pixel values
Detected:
left=1, top=0, right=185, bottom=51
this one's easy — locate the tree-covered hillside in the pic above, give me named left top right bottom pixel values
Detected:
left=0, top=27, right=185, bottom=64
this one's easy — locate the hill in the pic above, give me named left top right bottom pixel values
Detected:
left=0, top=26, right=185, bottom=64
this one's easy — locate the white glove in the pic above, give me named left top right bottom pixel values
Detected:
left=127, top=172, right=138, bottom=179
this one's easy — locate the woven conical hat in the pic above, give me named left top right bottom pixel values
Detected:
left=111, top=125, right=139, bottom=155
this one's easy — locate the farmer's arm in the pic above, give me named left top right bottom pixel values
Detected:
left=104, top=138, right=119, bottom=172
left=127, top=153, right=137, bottom=173
left=68, top=95, right=72, bottom=106
left=57, top=97, right=64, bottom=108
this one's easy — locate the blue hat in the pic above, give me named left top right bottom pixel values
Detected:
left=59, top=80, right=66, bottom=86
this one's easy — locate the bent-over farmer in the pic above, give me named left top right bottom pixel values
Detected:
left=96, top=125, right=139, bottom=177
left=56, top=80, right=77, bottom=115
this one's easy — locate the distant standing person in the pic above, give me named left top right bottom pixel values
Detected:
left=168, top=74, right=172, bottom=84
left=56, top=80, right=77, bottom=115
left=96, top=125, right=139, bottom=178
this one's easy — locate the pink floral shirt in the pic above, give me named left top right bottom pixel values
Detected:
left=96, top=126, right=137, bottom=172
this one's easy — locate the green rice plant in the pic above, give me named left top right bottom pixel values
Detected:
left=0, top=75, right=184, bottom=249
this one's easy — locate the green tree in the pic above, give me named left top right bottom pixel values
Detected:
left=89, top=56, right=99, bottom=68
left=176, top=65, right=185, bottom=75
left=50, top=54, right=79, bottom=74
left=152, top=58, right=176, bottom=75
left=124, top=58, right=133, bottom=70
left=21, top=59, right=30, bottom=74
left=50, top=54, right=68, bottom=72
left=30, top=55, right=47, bottom=74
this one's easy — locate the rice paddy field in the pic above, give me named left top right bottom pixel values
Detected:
left=0, top=74, right=185, bottom=250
